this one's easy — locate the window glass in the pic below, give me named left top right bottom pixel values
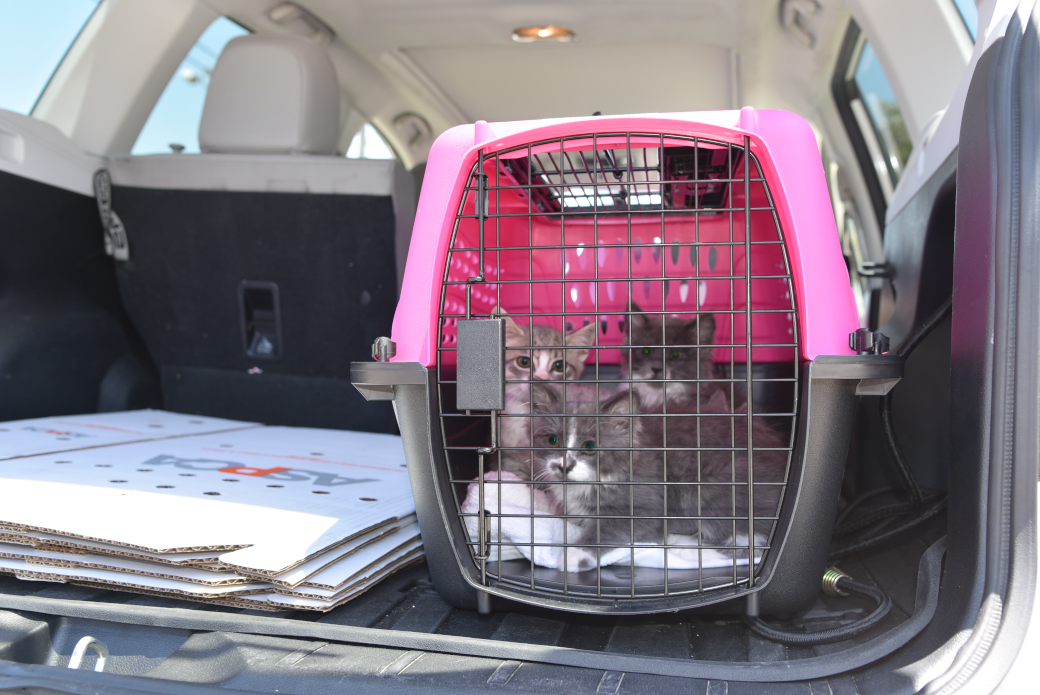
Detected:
left=346, top=123, right=395, bottom=160
left=0, top=0, right=100, bottom=115
left=131, top=17, right=248, bottom=155
left=953, top=0, right=979, bottom=41
left=853, top=41, right=912, bottom=187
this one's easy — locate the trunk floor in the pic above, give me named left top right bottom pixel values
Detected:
left=0, top=518, right=946, bottom=695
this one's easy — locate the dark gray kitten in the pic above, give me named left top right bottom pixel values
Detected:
left=622, top=303, right=717, bottom=409
left=497, top=313, right=597, bottom=481
left=640, top=388, right=788, bottom=550
left=530, top=384, right=787, bottom=572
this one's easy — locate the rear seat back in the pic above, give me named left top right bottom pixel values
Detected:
left=110, top=35, right=411, bottom=432
left=0, top=109, right=155, bottom=419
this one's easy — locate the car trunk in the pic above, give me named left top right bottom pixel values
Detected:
left=0, top=521, right=945, bottom=693
left=2, top=7, right=1039, bottom=694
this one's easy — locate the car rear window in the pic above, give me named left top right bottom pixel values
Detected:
left=0, top=0, right=101, bottom=115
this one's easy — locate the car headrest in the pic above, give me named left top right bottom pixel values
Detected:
left=199, top=35, right=339, bottom=155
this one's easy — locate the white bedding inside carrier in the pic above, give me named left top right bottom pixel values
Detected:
left=461, top=472, right=764, bottom=573
left=0, top=410, right=420, bottom=611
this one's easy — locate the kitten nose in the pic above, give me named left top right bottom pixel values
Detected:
left=552, top=460, right=576, bottom=476
left=651, top=367, right=662, bottom=377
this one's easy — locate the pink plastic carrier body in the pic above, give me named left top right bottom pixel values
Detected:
left=392, top=108, right=858, bottom=368
left=349, top=109, right=894, bottom=616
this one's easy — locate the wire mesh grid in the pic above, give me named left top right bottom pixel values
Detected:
left=436, top=132, right=800, bottom=601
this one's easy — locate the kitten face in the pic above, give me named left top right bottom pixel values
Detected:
left=529, top=384, right=641, bottom=513
left=622, top=304, right=716, bottom=408
left=503, top=314, right=597, bottom=384
left=497, top=314, right=598, bottom=479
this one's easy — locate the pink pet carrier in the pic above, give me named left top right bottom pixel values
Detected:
left=353, top=108, right=901, bottom=615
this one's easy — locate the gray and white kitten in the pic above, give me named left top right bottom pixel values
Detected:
left=530, top=383, right=787, bottom=573
left=622, top=303, right=717, bottom=409
left=529, top=382, right=657, bottom=572
left=497, top=313, right=597, bottom=480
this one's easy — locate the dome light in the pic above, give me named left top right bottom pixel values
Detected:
left=511, top=25, right=575, bottom=43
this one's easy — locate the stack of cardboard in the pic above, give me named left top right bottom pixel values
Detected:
left=0, top=411, right=421, bottom=611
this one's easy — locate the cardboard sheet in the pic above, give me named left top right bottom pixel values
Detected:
left=0, top=410, right=258, bottom=460
left=0, top=542, right=251, bottom=586
left=66, top=550, right=426, bottom=613
left=217, top=551, right=426, bottom=611
left=0, top=531, right=222, bottom=566
left=298, top=524, right=422, bottom=592
left=0, top=416, right=423, bottom=608
left=274, top=538, right=423, bottom=599
left=0, top=427, right=414, bottom=568
left=240, top=515, right=418, bottom=588
left=0, top=556, right=268, bottom=596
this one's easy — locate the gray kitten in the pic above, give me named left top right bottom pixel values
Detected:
left=640, top=388, right=788, bottom=550
left=621, top=303, right=717, bottom=409
left=530, top=384, right=787, bottom=573
left=497, top=313, right=597, bottom=480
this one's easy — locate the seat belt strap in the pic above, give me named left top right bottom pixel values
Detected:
left=93, top=169, right=130, bottom=261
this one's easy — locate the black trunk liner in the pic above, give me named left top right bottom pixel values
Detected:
left=0, top=521, right=946, bottom=693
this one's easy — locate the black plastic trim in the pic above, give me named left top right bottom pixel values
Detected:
left=397, top=363, right=857, bottom=616
left=0, top=538, right=945, bottom=684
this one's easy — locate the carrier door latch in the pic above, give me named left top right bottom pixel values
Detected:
left=456, top=317, right=503, bottom=614
left=455, top=319, right=505, bottom=411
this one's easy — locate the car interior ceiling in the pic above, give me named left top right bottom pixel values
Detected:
left=0, top=1, right=1035, bottom=693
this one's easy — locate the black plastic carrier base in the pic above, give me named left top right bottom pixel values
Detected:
left=352, top=354, right=901, bottom=615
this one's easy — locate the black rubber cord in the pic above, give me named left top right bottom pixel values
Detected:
left=829, top=496, right=948, bottom=561
left=743, top=576, right=892, bottom=645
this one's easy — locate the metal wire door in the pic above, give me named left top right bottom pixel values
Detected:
left=436, top=132, right=799, bottom=602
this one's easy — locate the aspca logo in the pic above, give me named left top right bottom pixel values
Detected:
left=22, top=426, right=91, bottom=438
left=140, top=455, right=378, bottom=487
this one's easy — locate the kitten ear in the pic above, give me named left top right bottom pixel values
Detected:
left=602, top=389, right=640, bottom=415
left=683, top=313, right=716, bottom=344
left=566, top=321, right=597, bottom=347
left=501, top=314, right=527, bottom=346
left=628, top=301, right=648, bottom=327
left=564, top=322, right=597, bottom=371
left=706, top=388, right=729, bottom=413
left=699, top=313, right=716, bottom=342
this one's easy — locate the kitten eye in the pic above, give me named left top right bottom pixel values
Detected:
left=551, top=360, right=564, bottom=372
left=641, top=347, right=652, bottom=356
left=546, top=434, right=559, bottom=447
left=582, top=440, right=595, bottom=451
left=516, top=356, right=531, bottom=368
left=669, top=350, right=682, bottom=360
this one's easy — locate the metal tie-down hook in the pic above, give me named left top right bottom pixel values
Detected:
left=68, top=636, right=109, bottom=672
